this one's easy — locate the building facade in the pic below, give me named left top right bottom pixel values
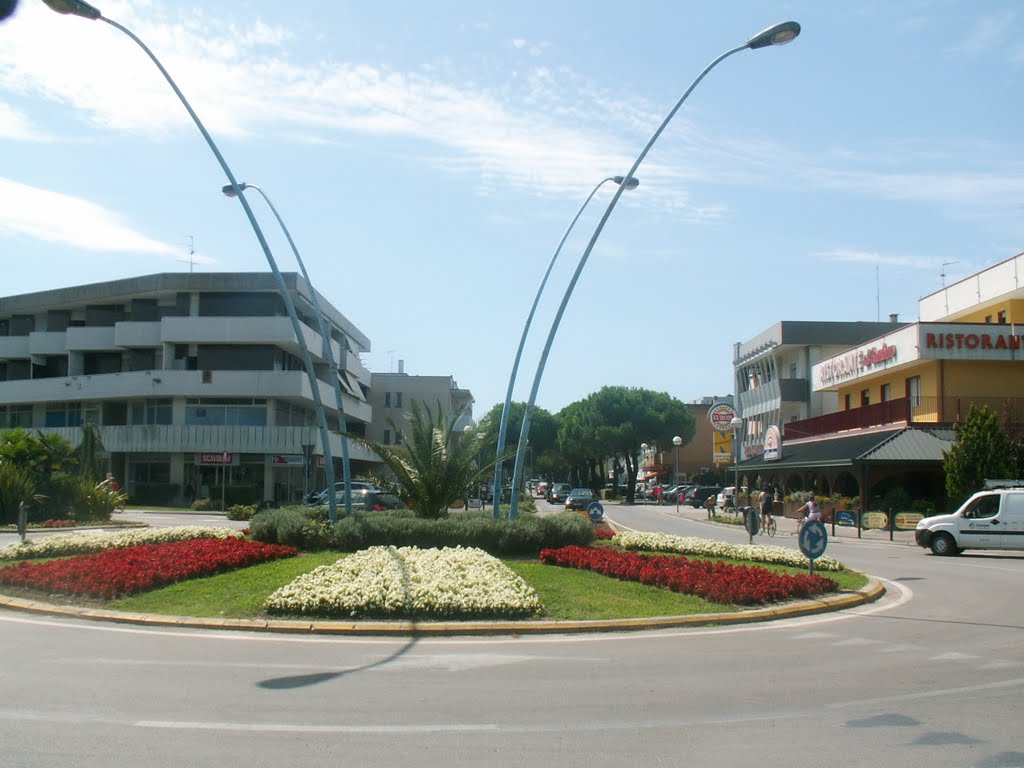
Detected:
left=368, top=365, right=474, bottom=448
left=740, top=252, right=1024, bottom=516
left=0, top=273, right=377, bottom=506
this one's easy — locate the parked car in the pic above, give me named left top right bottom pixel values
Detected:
left=308, top=481, right=380, bottom=506
left=915, top=483, right=1024, bottom=555
left=687, top=485, right=723, bottom=508
left=565, top=487, right=598, bottom=511
left=547, top=483, right=572, bottom=503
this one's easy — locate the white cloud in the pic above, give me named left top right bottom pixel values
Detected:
left=0, top=177, right=179, bottom=254
left=817, top=248, right=940, bottom=271
left=0, top=102, right=49, bottom=141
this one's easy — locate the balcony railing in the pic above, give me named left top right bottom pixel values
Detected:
left=783, top=395, right=1024, bottom=439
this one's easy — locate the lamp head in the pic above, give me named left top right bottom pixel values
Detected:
left=673, top=435, right=682, bottom=446
left=221, top=183, right=250, bottom=198
left=746, top=21, right=800, bottom=50
left=41, top=0, right=101, bottom=19
left=613, top=175, right=640, bottom=191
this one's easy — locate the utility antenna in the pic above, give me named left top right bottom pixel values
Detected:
left=941, top=260, right=957, bottom=287
left=386, top=349, right=396, bottom=372
left=875, top=265, right=880, bottom=322
left=178, top=236, right=196, bottom=272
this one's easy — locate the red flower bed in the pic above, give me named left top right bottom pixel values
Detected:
left=40, top=519, right=76, bottom=529
left=593, top=528, right=616, bottom=540
left=539, top=545, right=837, bottom=605
left=0, top=538, right=297, bottom=599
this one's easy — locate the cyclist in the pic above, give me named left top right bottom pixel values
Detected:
left=795, top=496, right=821, bottom=533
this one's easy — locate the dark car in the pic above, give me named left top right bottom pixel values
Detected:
left=686, top=485, right=723, bottom=508
left=565, top=487, right=598, bottom=511
left=546, top=483, right=572, bottom=503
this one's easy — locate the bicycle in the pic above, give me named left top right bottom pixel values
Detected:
left=761, top=514, right=777, bottom=537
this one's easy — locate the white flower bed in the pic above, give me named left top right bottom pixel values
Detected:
left=0, top=526, right=243, bottom=561
left=615, top=531, right=845, bottom=572
left=266, top=545, right=542, bottom=619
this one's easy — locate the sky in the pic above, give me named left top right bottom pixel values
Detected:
left=1, top=1, right=1023, bottom=423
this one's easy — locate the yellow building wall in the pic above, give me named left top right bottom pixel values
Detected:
left=837, top=358, right=1024, bottom=423
left=955, top=299, right=1024, bottom=324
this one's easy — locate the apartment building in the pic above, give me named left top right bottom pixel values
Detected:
left=368, top=363, right=474, bottom=448
left=0, top=272, right=377, bottom=506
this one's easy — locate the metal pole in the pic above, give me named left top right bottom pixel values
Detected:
left=492, top=175, right=637, bottom=519
left=43, top=4, right=340, bottom=521
left=506, top=21, right=801, bottom=516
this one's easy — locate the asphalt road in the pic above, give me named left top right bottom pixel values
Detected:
left=1, top=504, right=1022, bottom=768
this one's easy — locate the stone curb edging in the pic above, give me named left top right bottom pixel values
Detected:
left=0, top=577, right=885, bottom=637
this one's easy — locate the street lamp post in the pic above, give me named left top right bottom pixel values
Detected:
left=506, top=21, right=801, bottom=518
left=222, top=183, right=353, bottom=516
left=492, top=175, right=638, bottom=520
left=40, top=0, right=344, bottom=521
left=730, top=416, right=742, bottom=512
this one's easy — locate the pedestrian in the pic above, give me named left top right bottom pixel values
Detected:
left=759, top=485, right=775, bottom=531
left=653, top=484, right=663, bottom=505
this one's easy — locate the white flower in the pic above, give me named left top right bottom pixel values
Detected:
left=615, top=531, right=845, bottom=572
left=266, top=545, right=542, bottom=619
left=0, top=526, right=242, bottom=561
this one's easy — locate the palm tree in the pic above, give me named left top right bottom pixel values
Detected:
left=358, top=401, right=497, bottom=519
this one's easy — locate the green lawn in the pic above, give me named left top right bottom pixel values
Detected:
left=104, top=551, right=868, bottom=621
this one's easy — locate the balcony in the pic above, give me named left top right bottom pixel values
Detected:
left=784, top=395, right=1024, bottom=439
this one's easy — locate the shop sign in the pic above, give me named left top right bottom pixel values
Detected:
left=270, top=454, right=304, bottom=466
left=894, top=512, right=924, bottom=530
left=196, top=452, right=237, bottom=466
left=862, top=511, right=888, bottom=530
left=818, top=343, right=898, bottom=386
left=924, top=329, right=1023, bottom=352
left=712, top=430, right=732, bottom=465
left=763, top=425, right=781, bottom=461
left=708, top=403, right=737, bottom=432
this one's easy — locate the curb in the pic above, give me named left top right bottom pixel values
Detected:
left=0, top=577, right=885, bottom=637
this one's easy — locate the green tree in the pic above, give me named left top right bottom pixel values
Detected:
left=943, top=404, right=1014, bottom=505
left=0, top=429, right=79, bottom=520
left=359, top=401, right=497, bottom=519
left=0, top=460, right=41, bottom=533
left=75, top=421, right=108, bottom=482
left=558, top=387, right=696, bottom=502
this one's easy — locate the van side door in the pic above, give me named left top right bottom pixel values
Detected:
left=958, top=493, right=1001, bottom=549
left=995, top=493, right=1024, bottom=551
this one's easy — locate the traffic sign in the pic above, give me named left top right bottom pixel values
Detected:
left=798, top=519, right=828, bottom=560
left=587, top=501, right=604, bottom=521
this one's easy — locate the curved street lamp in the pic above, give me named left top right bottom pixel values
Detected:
left=222, top=183, right=354, bottom=516
left=41, top=0, right=343, bottom=521
left=491, top=175, right=638, bottom=519
left=507, top=21, right=802, bottom=518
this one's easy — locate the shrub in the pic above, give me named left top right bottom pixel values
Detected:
left=249, top=508, right=594, bottom=555
left=911, top=498, right=936, bottom=516
left=882, top=487, right=913, bottom=513
left=226, top=504, right=257, bottom=521
left=191, top=498, right=215, bottom=512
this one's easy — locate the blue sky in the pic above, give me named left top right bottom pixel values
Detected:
left=2, top=1, right=1023, bottom=421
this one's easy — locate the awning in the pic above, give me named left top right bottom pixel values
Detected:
left=642, top=471, right=660, bottom=480
left=737, top=426, right=954, bottom=473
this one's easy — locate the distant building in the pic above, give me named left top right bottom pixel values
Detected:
left=368, top=362, right=474, bottom=449
left=0, top=273, right=376, bottom=506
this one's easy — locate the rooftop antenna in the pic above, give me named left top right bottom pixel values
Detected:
left=386, top=349, right=396, bottom=372
left=178, top=235, right=196, bottom=272
left=875, top=265, right=880, bottom=322
left=941, top=260, right=957, bottom=287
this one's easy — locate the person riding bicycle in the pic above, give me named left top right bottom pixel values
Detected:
left=795, top=497, right=821, bottom=531
left=758, top=486, right=775, bottom=533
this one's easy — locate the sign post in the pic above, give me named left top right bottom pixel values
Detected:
left=798, top=519, right=828, bottom=575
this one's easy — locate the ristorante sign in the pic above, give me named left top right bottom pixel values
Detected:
left=818, top=342, right=898, bottom=386
left=924, top=329, right=1023, bottom=351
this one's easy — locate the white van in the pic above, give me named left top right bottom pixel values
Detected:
left=915, top=485, right=1024, bottom=555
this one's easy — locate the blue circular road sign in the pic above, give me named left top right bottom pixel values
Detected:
left=587, top=501, right=604, bottom=521
left=798, top=519, right=828, bottom=560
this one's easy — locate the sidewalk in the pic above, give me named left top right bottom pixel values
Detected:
left=617, top=499, right=917, bottom=545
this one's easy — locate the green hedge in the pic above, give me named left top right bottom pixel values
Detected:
left=249, top=508, right=595, bottom=556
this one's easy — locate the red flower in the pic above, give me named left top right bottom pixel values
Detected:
left=539, top=545, right=836, bottom=605
left=0, top=538, right=297, bottom=599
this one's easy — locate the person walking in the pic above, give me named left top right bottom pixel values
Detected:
left=759, top=486, right=775, bottom=532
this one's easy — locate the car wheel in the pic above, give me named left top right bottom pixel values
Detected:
left=930, top=533, right=959, bottom=556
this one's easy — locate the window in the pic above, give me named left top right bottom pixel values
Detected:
left=906, top=376, right=921, bottom=406
left=963, top=494, right=999, bottom=519
left=998, top=310, right=1007, bottom=324
left=131, top=399, right=172, bottom=425
left=880, top=383, right=891, bottom=402
left=384, top=392, right=391, bottom=407
left=844, top=394, right=851, bottom=410
left=383, top=429, right=391, bottom=445
left=129, top=460, right=171, bottom=484
left=44, top=402, right=83, bottom=428
left=5, top=405, right=32, bottom=428
left=860, top=389, right=870, bottom=407
left=984, top=315, right=993, bottom=324
left=185, top=398, right=267, bottom=426
left=396, top=392, right=403, bottom=408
